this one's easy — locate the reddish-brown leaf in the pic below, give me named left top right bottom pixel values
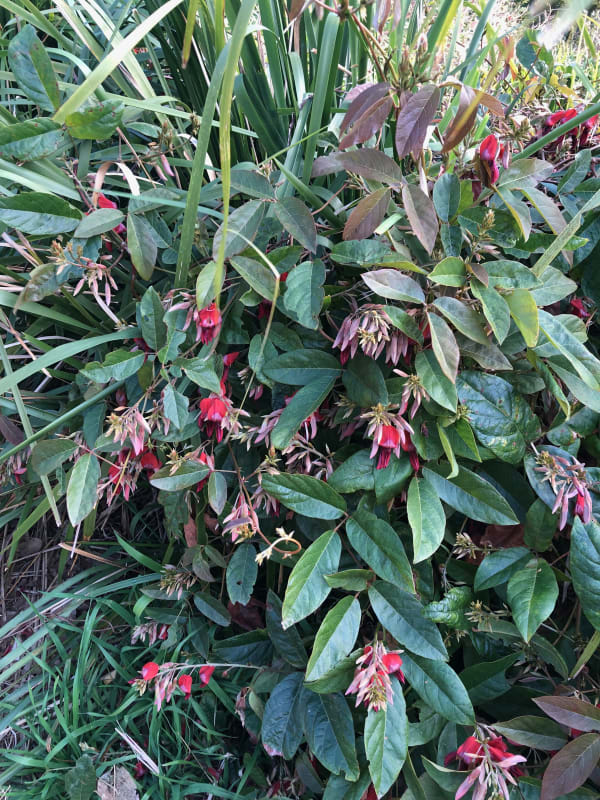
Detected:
left=442, top=85, right=478, bottom=153
left=312, top=149, right=403, bottom=186
left=340, top=83, right=390, bottom=134
left=395, top=85, right=440, bottom=159
left=0, top=415, right=24, bottom=444
left=184, top=516, right=197, bottom=547
left=540, top=734, right=600, bottom=800
left=340, top=92, right=393, bottom=150
left=533, top=696, right=600, bottom=733
left=343, top=187, right=390, bottom=241
left=402, top=184, right=438, bottom=254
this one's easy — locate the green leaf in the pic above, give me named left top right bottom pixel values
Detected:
left=74, top=208, right=124, bottom=238
left=306, top=597, right=361, bottom=681
left=494, top=716, right=568, bottom=751
left=303, top=691, right=360, bottom=781
left=369, top=581, right=447, bottom=660
left=427, top=312, right=459, bottom=382
left=8, top=24, right=60, bottom=111
left=208, top=471, right=227, bottom=515
left=266, top=590, right=307, bottom=667
left=400, top=653, right=474, bottom=725
left=274, top=196, right=317, bottom=253
left=64, top=101, right=123, bottom=140
left=361, top=269, right=425, bottom=304
left=139, top=287, right=166, bottom=351
left=422, top=464, right=519, bottom=525
left=415, top=350, right=457, bottom=412
left=365, top=677, right=408, bottom=797
left=474, top=547, right=532, bottom=592
left=31, top=439, right=78, bottom=476
left=230, top=167, right=274, bottom=199
left=428, top=256, right=466, bottom=287
left=570, top=517, right=600, bottom=630
left=128, top=214, right=157, bottom=280
left=539, top=310, right=600, bottom=389
left=262, top=473, right=346, bottom=520
left=524, top=498, right=557, bottom=551
left=263, top=349, right=341, bottom=385
left=342, top=353, right=388, bottom=407
left=271, top=375, right=335, bottom=450
left=460, top=653, right=517, bottom=704
left=433, top=173, right=460, bottom=222
left=213, top=199, right=265, bottom=259
left=328, top=450, right=375, bottom=493
left=181, top=356, right=223, bottom=395
left=282, top=530, right=341, bottom=628
left=162, top=384, right=189, bottom=430
left=193, top=592, right=231, bottom=626
left=231, top=255, right=277, bottom=301
left=373, top=454, right=413, bottom=502
left=505, top=288, right=539, bottom=347
left=82, top=350, right=146, bottom=384
left=346, top=509, right=414, bottom=592
left=0, top=118, right=66, bottom=161
left=67, top=454, right=100, bottom=526
left=507, top=558, right=558, bottom=642
left=407, top=477, right=446, bottom=563
left=0, top=192, right=81, bottom=235
left=541, top=734, right=600, bottom=800
left=531, top=267, right=577, bottom=307
left=150, top=462, right=209, bottom=491
left=262, top=673, right=305, bottom=759
left=457, top=371, right=541, bottom=464
left=64, top=754, right=96, bottom=800
left=325, top=569, right=372, bottom=591
left=283, top=260, right=324, bottom=329
left=385, top=306, right=424, bottom=344
left=471, top=280, right=511, bottom=344
left=433, top=297, right=488, bottom=344
left=196, top=260, right=220, bottom=308
left=226, top=543, right=258, bottom=605
left=484, top=259, right=541, bottom=289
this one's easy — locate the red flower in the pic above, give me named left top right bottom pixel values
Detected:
left=547, top=108, right=577, bottom=129
left=198, top=395, right=229, bottom=441
left=198, top=665, right=215, bottom=686
left=381, top=652, right=405, bottom=682
left=446, top=734, right=524, bottom=778
left=195, top=302, right=222, bottom=344
left=374, top=425, right=400, bottom=470
left=139, top=447, right=160, bottom=475
left=570, top=297, right=591, bottom=319
left=178, top=673, right=193, bottom=699
left=96, top=193, right=126, bottom=235
left=479, top=134, right=499, bottom=162
left=141, top=661, right=159, bottom=681
left=158, top=624, right=169, bottom=640
left=133, top=761, right=147, bottom=779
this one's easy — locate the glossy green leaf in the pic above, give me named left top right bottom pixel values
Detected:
left=213, top=199, right=265, bottom=259
left=474, top=547, right=532, bottom=592
left=303, top=691, right=360, bottom=781
left=407, top=476, right=446, bottom=563
left=283, top=260, right=325, bottom=329
left=342, top=353, right=388, bottom=407
left=400, top=653, right=474, bottom=725
left=346, top=509, right=414, bottom=592
left=193, top=592, right=231, bottom=626
left=423, top=464, right=519, bottom=525
left=150, top=462, right=210, bottom=491
left=306, top=597, right=361, bottom=681
left=0, top=192, right=81, bottom=235
left=226, top=543, right=258, bottom=605
left=365, top=677, right=408, bottom=797
left=428, top=256, right=466, bottom=287
left=66, top=454, right=100, bottom=526
left=271, top=374, right=335, bottom=450
left=507, top=558, right=558, bottom=642
left=74, top=208, right=124, bottom=238
left=128, top=214, right=157, bottom=280
left=433, top=173, right=460, bottom=222
left=570, top=517, right=600, bottom=630
left=82, top=350, right=146, bottom=384
left=64, top=101, right=123, bottom=140
left=506, top=288, right=539, bottom=347
left=281, top=530, right=341, bottom=628
left=274, top=196, right=317, bottom=253
left=328, top=450, right=375, bottom=493
left=139, top=287, right=166, bottom=351
left=265, top=590, right=307, bottom=667
left=0, top=118, right=66, bottom=161
left=457, top=371, right=541, bottom=464
left=31, top=439, right=78, bottom=477
left=415, top=350, right=457, bottom=412
left=262, top=473, right=346, bottom=519
left=471, top=280, right=511, bottom=344
left=263, top=349, right=341, bottom=385
left=362, top=269, right=425, bottom=304
left=427, top=312, right=459, bottom=382
left=262, top=673, right=305, bottom=759
left=368, top=581, right=447, bottom=660
left=8, top=24, right=60, bottom=111
left=433, top=297, right=488, bottom=344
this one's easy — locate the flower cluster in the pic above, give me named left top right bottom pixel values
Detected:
left=333, top=302, right=413, bottom=366
left=542, top=107, right=598, bottom=150
left=129, top=661, right=215, bottom=710
left=445, top=733, right=525, bottom=800
left=103, top=445, right=160, bottom=503
left=533, top=447, right=594, bottom=529
left=478, top=134, right=506, bottom=187
left=346, top=641, right=404, bottom=712
left=361, top=403, right=416, bottom=470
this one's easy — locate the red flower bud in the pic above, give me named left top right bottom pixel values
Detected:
left=381, top=652, right=404, bottom=676
left=479, top=134, right=499, bottom=162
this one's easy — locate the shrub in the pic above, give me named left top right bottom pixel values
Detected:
left=2, top=2, right=600, bottom=799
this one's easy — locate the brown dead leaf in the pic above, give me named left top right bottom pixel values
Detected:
left=97, top=766, right=139, bottom=800
left=184, top=516, right=197, bottom=547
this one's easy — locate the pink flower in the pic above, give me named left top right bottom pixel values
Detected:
left=222, top=494, right=260, bottom=542
left=346, top=641, right=404, bottom=712
left=178, top=673, right=193, bottom=699
left=479, top=134, right=502, bottom=187
left=333, top=303, right=410, bottom=366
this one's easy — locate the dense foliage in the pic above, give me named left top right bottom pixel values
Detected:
left=2, top=1, right=600, bottom=799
